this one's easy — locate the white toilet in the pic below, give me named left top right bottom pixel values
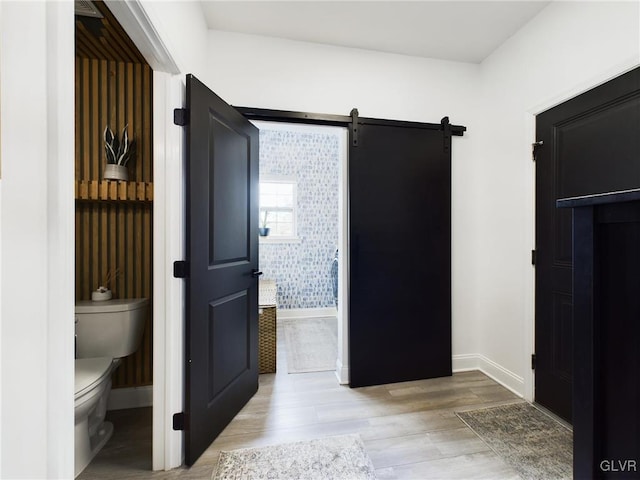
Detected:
left=74, top=298, right=148, bottom=477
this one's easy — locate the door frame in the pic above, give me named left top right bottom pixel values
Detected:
left=242, top=109, right=464, bottom=389
left=525, top=62, right=640, bottom=405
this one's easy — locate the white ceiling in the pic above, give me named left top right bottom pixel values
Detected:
left=200, top=1, right=550, bottom=63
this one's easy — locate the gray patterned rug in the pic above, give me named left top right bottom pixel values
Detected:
left=457, top=402, right=572, bottom=480
left=212, top=434, right=377, bottom=480
left=282, top=316, right=337, bottom=373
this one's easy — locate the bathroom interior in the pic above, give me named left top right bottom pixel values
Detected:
left=74, top=1, right=154, bottom=476
left=255, top=121, right=343, bottom=375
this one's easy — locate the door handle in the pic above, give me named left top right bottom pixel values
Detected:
left=251, top=270, right=263, bottom=278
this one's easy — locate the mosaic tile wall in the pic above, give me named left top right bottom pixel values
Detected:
left=259, top=127, right=339, bottom=309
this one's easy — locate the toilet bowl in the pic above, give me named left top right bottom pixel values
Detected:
left=74, top=298, right=148, bottom=478
left=74, top=357, right=114, bottom=476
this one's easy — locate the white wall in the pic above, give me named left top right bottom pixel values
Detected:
left=476, top=1, right=640, bottom=398
left=138, top=0, right=209, bottom=78
left=0, top=0, right=3, bottom=470
left=0, top=1, right=75, bottom=478
left=207, top=31, right=484, bottom=364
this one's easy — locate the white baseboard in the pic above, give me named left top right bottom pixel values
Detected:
left=278, top=307, right=338, bottom=320
left=453, top=354, right=524, bottom=398
left=107, top=385, right=153, bottom=411
left=451, top=354, right=479, bottom=372
left=335, top=358, right=349, bottom=385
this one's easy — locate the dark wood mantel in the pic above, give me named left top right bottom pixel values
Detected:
left=558, top=189, right=640, bottom=479
left=557, top=187, right=640, bottom=209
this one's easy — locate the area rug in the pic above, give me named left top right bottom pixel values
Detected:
left=457, top=402, right=572, bottom=480
left=282, top=316, right=337, bottom=373
left=212, top=434, right=377, bottom=480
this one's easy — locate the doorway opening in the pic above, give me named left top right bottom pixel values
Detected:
left=252, top=121, right=349, bottom=384
left=74, top=0, right=154, bottom=476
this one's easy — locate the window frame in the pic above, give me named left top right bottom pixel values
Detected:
left=259, top=175, right=301, bottom=243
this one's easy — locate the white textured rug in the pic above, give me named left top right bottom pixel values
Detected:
left=212, top=434, right=377, bottom=480
left=282, top=316, right=337, bottom=373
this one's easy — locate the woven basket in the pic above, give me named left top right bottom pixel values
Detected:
left=258, top=306, right=277, bottom=373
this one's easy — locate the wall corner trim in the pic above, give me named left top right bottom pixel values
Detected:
left=453, top=354, right=525, bottom=398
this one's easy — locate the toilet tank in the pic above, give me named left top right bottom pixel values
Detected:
left=75, top=298, right=148, bottom=359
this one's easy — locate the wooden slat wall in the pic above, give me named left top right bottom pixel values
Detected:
left=75, top=58, right=152, bottom=183
left=75, top=0, right=146, bottom=64
left=75, top=55, right=153, bottom=388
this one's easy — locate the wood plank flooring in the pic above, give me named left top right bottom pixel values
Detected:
left=79, top=323, right=525, bottom=479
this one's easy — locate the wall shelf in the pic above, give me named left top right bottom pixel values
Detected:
left=75, top=180, right=153, bottom=202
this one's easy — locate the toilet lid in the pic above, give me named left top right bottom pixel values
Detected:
left=75, top=357, right=113, bottom=398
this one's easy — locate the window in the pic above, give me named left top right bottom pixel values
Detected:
left=259, top=176, right=298, bottom=241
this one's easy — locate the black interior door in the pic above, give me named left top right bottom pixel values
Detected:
left=535, top=67, right=640, bottom=422
left=349, top=118, right=455, bottom=387
left=184, top=74, right=260, bottom=464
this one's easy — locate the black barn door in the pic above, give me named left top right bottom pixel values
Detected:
left=183, top=75, right=260, bottom=464
left=349, top=117, right=458, bottom=387
left=535, top=67, right=640, bottom=422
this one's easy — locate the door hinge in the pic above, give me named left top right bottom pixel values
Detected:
left=173, top=260, right=189, bottom=278
left=531, top=249, right=537, bottom=265
left=532, top=140, right=543, bottom=161
left=174, top=108, right=189, bottom=126
left=173, top=412, right=186, bottom=431
left=531, top=353, right=537, bottom=370
left=350, top=108, right=359, bottom=147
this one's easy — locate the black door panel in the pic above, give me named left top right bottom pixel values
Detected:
left=535, top=67, right=640, bottom=422
left=184, top=74, right=259, bottom=465
left=349, top=121, right=452, bottom=388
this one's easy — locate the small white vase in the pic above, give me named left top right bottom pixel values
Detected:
left=91, top=289, right=112, bottom=301
left=103, top=164, right=128, bottom=181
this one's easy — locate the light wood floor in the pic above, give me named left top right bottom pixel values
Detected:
left=80, top=324, right=525, bottom=479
